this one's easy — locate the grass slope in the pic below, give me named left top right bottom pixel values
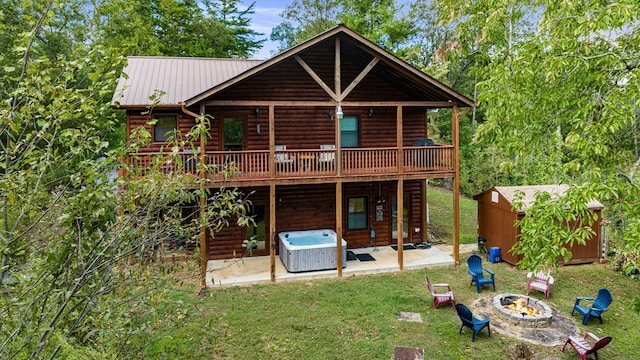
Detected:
left=140, top=261, right=639, bottom=359
left=427, top=186, right=478, bottom=244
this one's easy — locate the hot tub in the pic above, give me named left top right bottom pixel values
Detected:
left=278, top=229, right=347, bottom=273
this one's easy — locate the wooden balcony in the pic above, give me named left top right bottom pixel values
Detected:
left=125, top=146, right=454, bottom=185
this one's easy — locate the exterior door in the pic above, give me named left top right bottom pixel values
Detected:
left=390, top=193, right=410, bottom=241
left=245, top=204, right=269, bottom=256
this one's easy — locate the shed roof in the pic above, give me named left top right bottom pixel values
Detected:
left=112, top=57, right=263, bottom=107
left=479, top=185, right=604, bottom=212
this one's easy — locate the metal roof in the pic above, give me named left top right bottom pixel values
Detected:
left=492, top=185, right=604, bottom=212
left=112, top=56, right=264, bottom=107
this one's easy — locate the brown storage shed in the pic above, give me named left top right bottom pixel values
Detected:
left=474, top=185, right=604, bottom=266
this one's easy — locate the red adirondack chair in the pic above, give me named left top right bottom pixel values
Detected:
left=562, top=332, right=612, bottom=360
left=425, top=275, right=456, bottom=309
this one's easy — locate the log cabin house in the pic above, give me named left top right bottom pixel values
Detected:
left=112, top=25, right=474, bottom=285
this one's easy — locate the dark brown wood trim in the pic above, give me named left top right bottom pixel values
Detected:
left=202, top=100, right=462, bottom=107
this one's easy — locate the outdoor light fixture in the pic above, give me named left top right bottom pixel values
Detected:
left=255, top=107, right=260, bottom=119
left=336, top=105, right=344, bottom=119
left=329, top=109, right=334, bottom=121
left=368, top=108, right=374, bottom=117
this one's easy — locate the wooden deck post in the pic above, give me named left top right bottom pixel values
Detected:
left=396, top=105, right=404, bottom=270
left=270, top=183, right=276, bottom=282
left=269, top=105, right=275, bottom=178
left=397, top=179, right=404, bottom=270
left=452, top=105, right=460, bottom=265
left=421, top=179, right=427, bottom=244
left=198, top=104, right=207, bottom=296
left=336, top=181, right=343, bottom=277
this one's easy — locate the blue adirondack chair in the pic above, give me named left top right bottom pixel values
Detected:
left=455, top=303, right=491, bottom=342
left=467, top=254, right=495, bottom=293
left=572, top=288, right=613, bottom=325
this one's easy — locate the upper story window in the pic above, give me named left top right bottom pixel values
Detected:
left=223, top=117, right=245, bottom=151
left=340, top=115, right=359, bottom=148
left=153, top=115, right=177, bottom=143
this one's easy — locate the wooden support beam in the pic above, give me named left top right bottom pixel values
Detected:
left=421, top=180, right=427, bottom=244
left=335, top=37, right=341, bottom=100
left=198, top=104, right=207, bottom=296
left=397, top=179, right=404, bottom=270
left=270, top=184, right=276, bottom=282
left=294, top=55, right=337, bottom=100
left=203, top=100, right=460, bottom=107
left=397, top=106, right=404, bottom=173
left=452, top=105, right=460, bottom=265
left=269, top=105, right=275, bottom=178
left=339, top=57, right=379, bottom=101
left=336, top=181, right=343, bottom=277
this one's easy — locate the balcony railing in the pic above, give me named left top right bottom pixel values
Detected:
left=124, top=146, right=454, bottom=182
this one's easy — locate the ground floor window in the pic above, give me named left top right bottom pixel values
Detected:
left=347, top=197, right=368, bottom=230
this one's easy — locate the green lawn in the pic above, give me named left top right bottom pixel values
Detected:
left=427, top=186, right=478, bottom=244
left=137, top=261, right=639, bottom=359
left=123, top=186, right=639, bottom=359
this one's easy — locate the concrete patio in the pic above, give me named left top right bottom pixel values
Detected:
left=206, top=243, right=476, bottom=287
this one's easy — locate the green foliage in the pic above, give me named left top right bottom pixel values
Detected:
left=0, top=2, right=255, bottom=357
left=436, top=0, right=640, bottom=276
left=93, top=0, right=264, bottom=58
left=511, top=186, right=597, bottom=271
left=270, top=0, right=340, bottom=52
left=270, top=0, right=414, bottom=55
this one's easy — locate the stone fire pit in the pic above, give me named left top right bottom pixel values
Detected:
left=471, top=296, right=578, bottom=346
left=493, top=294, right=554, bottom=328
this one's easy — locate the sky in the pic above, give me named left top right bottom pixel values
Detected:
left=241, top=0, right=290, bottom=59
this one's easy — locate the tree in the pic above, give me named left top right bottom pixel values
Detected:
left=338, top=0, right=415, bottom=53
left=270, top=0, right=415, bottom=54
left=435, top=0, right=640, bottom=271
left=0, top=1, right=253, bottom=357
left=92, top=0, right=264, bottom=58
left=270, top=0, right=340, bottom=52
